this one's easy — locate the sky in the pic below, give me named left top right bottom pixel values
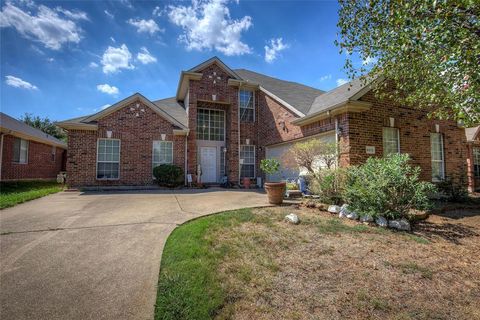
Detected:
left=0, top=0, right=364, bottom=122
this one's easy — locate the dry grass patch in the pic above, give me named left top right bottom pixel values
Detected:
left=156, top=206, right=480, bottom=320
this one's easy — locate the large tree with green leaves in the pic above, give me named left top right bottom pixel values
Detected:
left=336, top=0, right=479, bottom=126
left=20, top=113, right=67, bottom=141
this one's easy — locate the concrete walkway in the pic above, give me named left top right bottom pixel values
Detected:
left=0, top=188, right=269, bottom=320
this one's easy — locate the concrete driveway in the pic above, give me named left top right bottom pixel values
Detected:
left=0, top=189, right=269, bottom=320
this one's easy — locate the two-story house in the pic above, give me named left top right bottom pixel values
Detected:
left=57, top=57, right=467, bottom=188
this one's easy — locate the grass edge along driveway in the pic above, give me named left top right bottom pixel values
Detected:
left=0, top=180, right=64, bottom=209
left=155, top=208, right=255, bottom=320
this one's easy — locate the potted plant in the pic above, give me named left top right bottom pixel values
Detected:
left=260, top=158, right=286, bottom=204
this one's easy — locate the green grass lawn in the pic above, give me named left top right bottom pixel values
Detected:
left=155, top=208, right=260, bottom=320
left=0, top=180, right=64, bottom=209
left=155, top=206, right=479, bottom=320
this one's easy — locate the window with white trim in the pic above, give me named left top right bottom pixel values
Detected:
left=430, top=133, right=445, bottom=182
left=382, top=127, right=400, bottom=156
left=240, top=145, right=255, bottom=178
left=13, top=138, right=28, bottom=164
left=153, top=141, right=173, bottom=170
left=473, top=147, right=480, bottom=178
left=239, top=90, right=254, bottom=122
left=51, top=146, right=56, bottom=162
left=97, top=139, right=120, bottom=179
left=197, top=109, right=225, bottom=141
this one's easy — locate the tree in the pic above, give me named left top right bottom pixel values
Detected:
left=283, top=139, right=347, bottom=179
left=336, top=0, right=479, bottom=126
left=20, top=113, right=67, bottom=141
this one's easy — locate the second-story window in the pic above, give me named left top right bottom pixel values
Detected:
left=197, top=109, right=225, bottom=141
left=239, top=90, right=254, bottom=122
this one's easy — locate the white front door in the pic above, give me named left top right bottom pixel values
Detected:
left=200, top=147, right=217, bottom=183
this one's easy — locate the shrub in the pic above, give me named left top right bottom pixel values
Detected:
left=153, top=164, right=184, bottom=187
left=436, top=177, right=469, bottom=202
left=309, top=168, right=347, bottom=205
left=343, top=154, right=435, bottom=219
left=286, top=181, right=299, bottom=190
left=260, top=159, right=280, bottom=179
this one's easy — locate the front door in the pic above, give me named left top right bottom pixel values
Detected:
left=200, top=147, right=217, bottom=183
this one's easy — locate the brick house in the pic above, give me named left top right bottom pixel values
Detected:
left=0, top=112, right=67, bottom=181
left=466, top=126, right=480, bottom=192
left=57, top=57, right=467, bottom=188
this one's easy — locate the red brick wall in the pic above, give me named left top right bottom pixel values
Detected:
left=66, top=99, right=185, bottom=187
left=466, top=138, right=480, bottom=192
left=1, top=134, right=65, bottom=181
left=187, top=63, right=240, bottom=183
left=347, top=91, right=467, bottom=184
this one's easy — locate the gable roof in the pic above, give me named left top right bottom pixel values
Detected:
left=0, top=112, right=67, bottom=148
left=234, top=69, right=324, bottom=116
left=152, top=97, right=187, bottom=128
left=57, top=93, right=188, bottom=130
left=308, top=77, right=373, bottom=116
left=466, top=126, right=480, bottom=142
left=189, top=56, right=242, bottom=80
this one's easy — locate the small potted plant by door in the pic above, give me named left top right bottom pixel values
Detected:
left=260, top=158, right=286, bottom=205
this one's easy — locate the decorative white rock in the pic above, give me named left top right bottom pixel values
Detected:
left=338, top=204, right=351, bottom=218
left=375, top=216, right=388, bottom=227
left=285, top=213, right=300, bottom=225
left=388, top=219, right=411, bottom=231
left=347, top=212, right=359, bottom=220
left=328, top=205, right=341, bottom=214
left=360, top=215, right=374, bottom=222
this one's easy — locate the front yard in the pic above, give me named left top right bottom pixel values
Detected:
left=0, top=180, right=64, bottom=209
left=155, top=205, right=480, bottom=320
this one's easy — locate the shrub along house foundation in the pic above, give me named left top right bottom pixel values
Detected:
left=57, top=57, right=468, bottom=189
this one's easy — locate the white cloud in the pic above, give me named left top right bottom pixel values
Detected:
left=137, top=47, right=157, bottom=64
left=319, top=74, right=332, bottom=82
left=47, top=57, right=54, bottom=62
left=0, top=3, right=83, bottom=50
left=101, top=44, right=134, bottom=74
left=264, top=37, right=288, bottom=63
left=104, top=10, right=114, bottom=19
left=55, top=7, right=89, bottom=21
left=362, top=56, right=377, bottom=65
left=168, top=0, right=252, bottom=56
left=5, top=75, right=38, bottom=90
left=120, top=0, right=134, bottom=9
left=336, top=78, right=349, bottom=86
left=96, top=84, right=119, bottom=95
left=152, top=6, right=162, bottom=17
left=127, top=18, right=163, bottom=34
left=110, top=36, right=116, bottom=43
left=101, top=104, right=111, bottom=110
left=89, top=61, right=99, bottom=68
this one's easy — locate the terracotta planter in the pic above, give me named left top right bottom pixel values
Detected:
left=264, top=182, right=286, bottom=205
left=243, top=177, right=251, bottom=189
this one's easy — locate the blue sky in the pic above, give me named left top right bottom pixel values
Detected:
left=1, top=0, right=359, bottom=121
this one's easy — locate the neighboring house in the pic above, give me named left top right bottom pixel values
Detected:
left=466, top=126, right=480, bottom=192
left=57, top=57, right=467, bottom=188
left=0, top=112, right=67, bottom=181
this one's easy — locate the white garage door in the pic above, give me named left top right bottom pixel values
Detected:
left=265, top=132, right=336, bottom=182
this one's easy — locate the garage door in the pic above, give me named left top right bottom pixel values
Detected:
left=265, top=132, right=336, bottom=182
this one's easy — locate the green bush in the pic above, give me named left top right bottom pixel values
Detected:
left=286, top=181, right=299, bottom=190
left=343, top=154, right=435, bottom=219
left=153, top=164, right=184, bottom=187
left=309, top=168, right=347, bottom=205
left=436, top=177, right=468, bottom=202
left=260, top=158, right=280, bottom=175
